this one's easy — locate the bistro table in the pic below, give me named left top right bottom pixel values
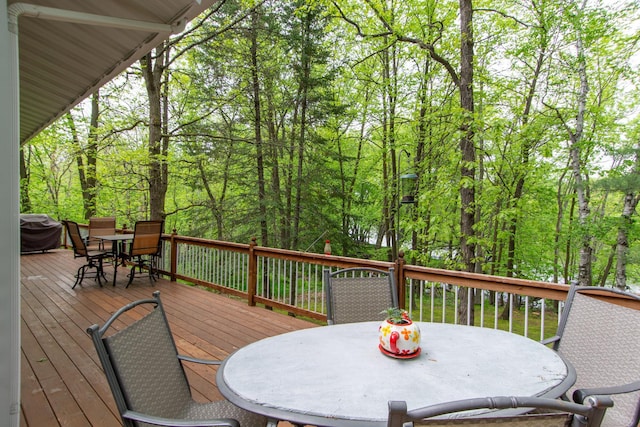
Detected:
left=217, top=322, right=575, bottom=427
left=94, top=233, right=134, bottom=286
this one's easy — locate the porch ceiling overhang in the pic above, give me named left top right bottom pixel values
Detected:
left=8, top=0, right=216, bottom=145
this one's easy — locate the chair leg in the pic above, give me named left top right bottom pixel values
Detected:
left=74, top=264, right=97, bottom=288
left=126, top=256, right=156, bottom=288
left=72, top=265, right=84, bottom=289
left=95, top=259, right=105, bottom=287
left=126, top=263, right=137, bottom=288
left=73, top=259, right=107, bottom=289
left=100, top=261, right=107, bottom=282
left=148, top=256, right=158, bottom=282
left=151, top=254, right=161, bottom=280
left=84, top=259, right=101, bottom=287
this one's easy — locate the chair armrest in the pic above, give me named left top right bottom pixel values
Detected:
left=178, top=354, right=222, bottom=366
left=573, top=380, right=640, bottom=403
left=540, top=335, right=560, bottom=346
left=123, top=409, right=239, bottom=427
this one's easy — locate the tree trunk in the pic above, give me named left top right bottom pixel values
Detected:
left=570, top=30, right=592, bottom=286
left=458, top=0, right=476, bottom=325
left=85, top=91, right=99, bottom=219
left=264, top=78, right=285, bottom=248
left=380, top=37, right=398, bottom=260
left=553, top=165, right=571, bottom=284
left=415, top=59, right=429, bottom=259
left=292, top=11, right=312, bottom=252
left=598, top=244, right=615, bottom=287
left=198, top=157, right=227, bottom=240
left=615, top=190, right=640, bottom=290
left=142, top=47, right=168, bottom=222
left=250, top=8, right=268, bottom=246
left=67, top=91, right=99, bottom=220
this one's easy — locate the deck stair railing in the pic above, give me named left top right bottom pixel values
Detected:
left=66, top=224, right=640, bottom=340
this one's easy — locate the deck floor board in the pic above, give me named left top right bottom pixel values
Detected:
left=20, top=249, right=316, bottom=427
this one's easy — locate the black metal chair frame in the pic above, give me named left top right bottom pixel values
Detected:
left=388, top=394, right=613, bottom=427
left=63, top=219, right=110, bottom=289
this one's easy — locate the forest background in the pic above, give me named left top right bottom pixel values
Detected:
left=19, top=0, right=640, bottom=290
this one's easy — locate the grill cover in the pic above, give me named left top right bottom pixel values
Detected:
left=20, top=214, right=62, bottom=253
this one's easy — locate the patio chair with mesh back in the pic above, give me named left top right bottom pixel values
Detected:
left=87, top=291, right=268, bottom=427
left=63, top=220, right=110, bottom=289
left=324, top=267, right=398, bottom=325
left=387, top=394, right=613, bottom=427
left=86, top=216, right=116, bottom=251
left=542, top=283, right=640, bottom=427
left=119, top=220, right=163, bottom=288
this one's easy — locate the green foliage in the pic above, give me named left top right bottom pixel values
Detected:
left=381, top=307, right=410, bottom=324
left=22, top=0, right=640, bottom=287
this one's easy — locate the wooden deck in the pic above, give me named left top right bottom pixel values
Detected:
left=20, top=249, right=317, bottom=427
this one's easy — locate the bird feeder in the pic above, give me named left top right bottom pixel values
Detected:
left=400, top=173, right=418, bottom=204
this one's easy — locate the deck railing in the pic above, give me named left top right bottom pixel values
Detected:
left=157, top=232, right=572, bottom=339
left=67, top=225, right=639, bottom=340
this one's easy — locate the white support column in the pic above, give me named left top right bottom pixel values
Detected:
left=0, top=1, right=21, bottom=425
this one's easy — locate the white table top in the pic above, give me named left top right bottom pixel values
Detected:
left=217, top=322, right=575, bottom=427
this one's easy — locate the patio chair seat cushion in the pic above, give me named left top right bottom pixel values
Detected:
left=181, top=400, right=267, bottom=426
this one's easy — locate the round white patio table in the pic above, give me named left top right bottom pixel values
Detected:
left=216, top=322, right=575, bottom=427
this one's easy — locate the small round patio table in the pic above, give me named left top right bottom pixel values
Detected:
left=94, top=233, right=134, bottom=286
left=217, top=322, right=575, bottom=427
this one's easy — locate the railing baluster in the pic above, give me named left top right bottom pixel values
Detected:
left=453, top=286, right=459, bottom=324
left=419, top=281, right=424, bottom=322
left=540, top=299, right=546, bottom=342
left=276, top=258, right=282, bottom=302
left=467, top=287, right=472, bottom=326
left=493, top=292, right=499, bottom=329
left=429, top=283, right=435, bottom=323
left=480, top=289, right=485, bottom=328
left=508, top=293, right=514, bottom=333
left=524, top=296, right=530, bottom=338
